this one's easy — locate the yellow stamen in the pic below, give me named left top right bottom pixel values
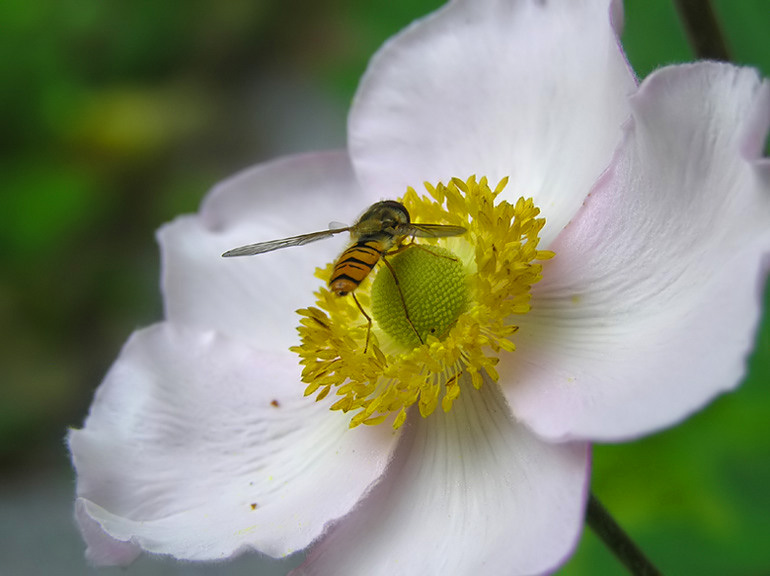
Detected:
left=290, top=176, right=552, bottom=429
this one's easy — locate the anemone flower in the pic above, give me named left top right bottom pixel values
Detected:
left=69, top=0, right=770, bottom=574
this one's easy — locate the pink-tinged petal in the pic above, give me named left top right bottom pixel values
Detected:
left=68, top=323, right=399, bottom=562
left=75, top=500, right=141, bottom=567
left=161, top=151, right=365, bottom=349
left=294, top=377, right=589, bottom=576
left=504, top=63, right=770, bottom=442
left=349, top=0, right=636, bottom=246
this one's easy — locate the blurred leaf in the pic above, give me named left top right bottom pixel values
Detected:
left=0, top=161, right=102, bottom=259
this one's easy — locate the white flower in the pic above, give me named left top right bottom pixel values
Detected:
left=69, top=0, right=770, bottom=574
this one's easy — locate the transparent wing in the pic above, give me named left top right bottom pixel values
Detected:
left=400, top=223, right=467, bottom=238
left=221, top=227, right=350, bottom=257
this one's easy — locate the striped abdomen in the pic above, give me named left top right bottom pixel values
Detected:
left=329, top=240, right=386, bottom=296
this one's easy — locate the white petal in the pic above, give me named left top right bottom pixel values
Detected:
left=162, top=151, right=366, bottom=349
left=504, top=63, right=770, bottom=442
left=69, top=324, right=399, bottom=562
left=294, top=377, right=589, bottom=576
left=349, top=0, right=636, bottom=246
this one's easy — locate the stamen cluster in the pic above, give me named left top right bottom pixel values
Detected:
left=291, top=176, right=552, bottom=429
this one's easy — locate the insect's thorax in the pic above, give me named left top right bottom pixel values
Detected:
left=355, top=230, right=403, bottom=253
left=352, top=202, right=409, bottom=238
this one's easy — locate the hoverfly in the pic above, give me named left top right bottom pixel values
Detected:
left=222, top=200, right=466, bottom=348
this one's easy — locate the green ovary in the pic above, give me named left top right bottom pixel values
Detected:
left=371, top=245, right=468, bottom=348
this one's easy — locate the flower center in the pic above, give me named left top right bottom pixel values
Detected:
left=371, top=245, right=468, bottom=348
left=291, top=176, right=552, bottom=429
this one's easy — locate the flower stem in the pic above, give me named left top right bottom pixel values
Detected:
left=671, top=0, right=731, bottom=61
left=586, top=493, right=663, bottom=576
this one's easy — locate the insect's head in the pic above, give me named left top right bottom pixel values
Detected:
left=358, top=200, right=410, bottom=231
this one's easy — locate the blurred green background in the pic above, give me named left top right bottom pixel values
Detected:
left=0, top=0, right=767, bottom=574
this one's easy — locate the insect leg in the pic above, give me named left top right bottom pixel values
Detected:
left=381, top=257, right=424, bottom=345
left=407, top=242, right=459, bottom=261
left=351, top=292, right=373, bottom=353
left=390, top=237, right=458, bottom=262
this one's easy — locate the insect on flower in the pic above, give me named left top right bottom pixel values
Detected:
left=222, top=200, right=467, bottom=348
